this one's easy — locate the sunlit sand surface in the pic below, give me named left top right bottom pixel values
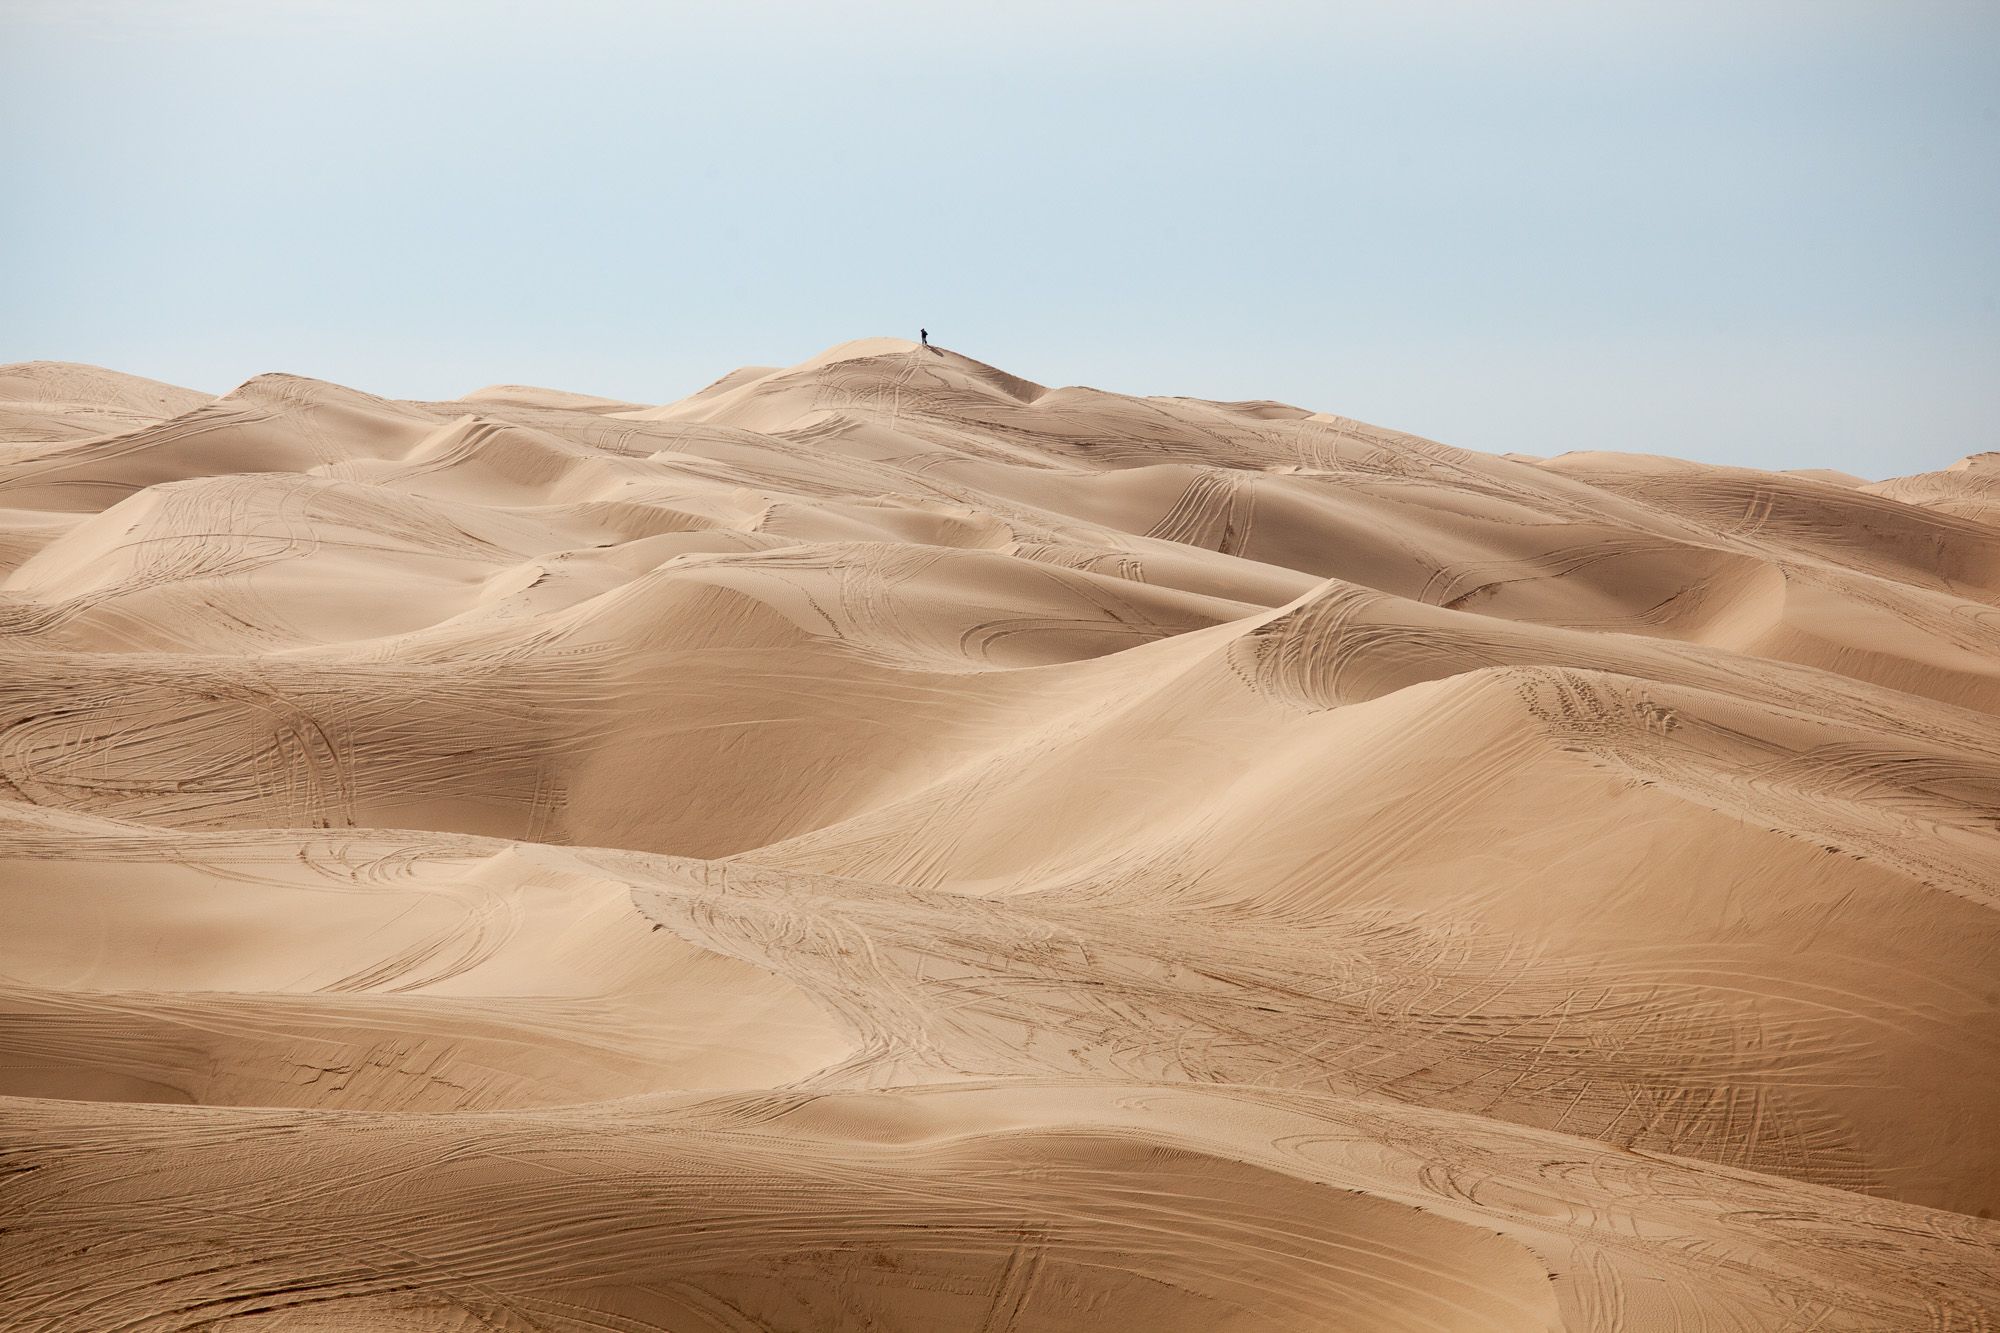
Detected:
left=3, top=340, right=1996, bottom=1330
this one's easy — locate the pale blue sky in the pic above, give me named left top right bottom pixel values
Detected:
left=4, top=1, right=1996, bottom=477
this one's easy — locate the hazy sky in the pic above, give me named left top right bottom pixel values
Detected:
left=4, top=1, right=1996, bottom=477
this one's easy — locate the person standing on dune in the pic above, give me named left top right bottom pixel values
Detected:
left=920, top=328, right=930, bottom=350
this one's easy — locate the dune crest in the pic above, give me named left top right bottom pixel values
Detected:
left=2, top=342, right=1996, bottom=1330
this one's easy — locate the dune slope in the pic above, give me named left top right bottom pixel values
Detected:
left=2, top=340, right=1996, bottom=1331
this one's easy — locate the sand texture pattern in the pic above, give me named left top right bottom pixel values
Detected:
left=2, top=340, right=1996, bottom=1330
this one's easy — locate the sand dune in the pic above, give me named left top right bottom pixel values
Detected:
left=2, top=338, right=1995, bottom=1330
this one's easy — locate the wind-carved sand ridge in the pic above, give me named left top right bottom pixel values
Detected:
left=1, top=338, right=1996, bottom=1330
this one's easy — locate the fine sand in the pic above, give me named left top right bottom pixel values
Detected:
left=2, top=339, right=1996, bottom=1330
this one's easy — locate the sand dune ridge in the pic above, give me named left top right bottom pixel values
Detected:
left=2, top=341, right=1996, bottom=1330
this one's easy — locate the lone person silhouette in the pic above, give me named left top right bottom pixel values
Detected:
left=919, top=327, right=930, bottom=349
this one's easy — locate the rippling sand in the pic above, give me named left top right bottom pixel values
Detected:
left=2, top=339, right=1996, bottom=1330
